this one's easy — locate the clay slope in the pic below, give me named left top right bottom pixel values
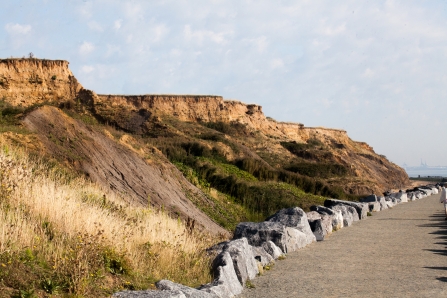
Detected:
left=87, top=93, right=409, bottom=194
left=22, top=105, right=227, bottom=235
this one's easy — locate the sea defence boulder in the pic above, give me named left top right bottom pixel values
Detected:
left=262, top=241, right=284, bottom=259
left=233, top=221, right=308, bottom=253
left=216, top=238, right=259, bottom=286
left=307, top=211, right=333, bottom=241
left=359, top=195, right=381, bottom=212
left=156, top=280, right=217, bottom=298
left=377, top=196, right=388, bottom=210
left=251, top=245, right=274, bottom=266
left=199, top=252, right=244, bottom=297
left=394, top=191, right=408, bottom=203
left=266, top=207, right=316, bottom=245
left=233, top=222, right=288, bottom=253
left=310, top=205, right=343, bottom=230
left=113, top=290, right=187, bottom=298
left=324, top=199, right=369, bottom=219
left=330, top=205, right=354, bottom=227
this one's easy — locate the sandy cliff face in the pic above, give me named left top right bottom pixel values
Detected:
left=0, top=58, right=409, bottom=199
left=91, top=93, right=408, bottom=194
left=0, top=58, right=82, bottom=106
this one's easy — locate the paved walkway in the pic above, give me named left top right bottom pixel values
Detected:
left=239, top=193, right=447, bottom=298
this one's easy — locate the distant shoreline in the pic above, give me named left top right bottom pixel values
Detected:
left=405, top=167, right=447, bottom=178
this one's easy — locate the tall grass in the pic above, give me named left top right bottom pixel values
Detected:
left=0, top=136, right=220, bottom=297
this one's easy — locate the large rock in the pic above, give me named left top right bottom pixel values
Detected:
left=330, top=205, right=354, bottom=227
left=395, top=191, right=408, bottom=203
left=199, top=251, right=243, bottom=297
left=156, top=280, right=217, bottom=298
left=233, top=222, right=288, bottom=253
left=266, top=207, right=316, bottom=244
left=218, top=238, right=258, bottom=286
left=407, top=192, right=417, bottom=201
left=324, top=199, right=369, bottom=219
left=367, top=202, right=381, bottom=212
left=307, top=211, right=332, bottom=241
left=359, top=195, right=381, bottom=212
left=310, top=205, right=343, bottom=231
left=377, top=196, right=388, bottom=210
left=251, top=245, right=274, bottom=266
left=284, top=227, right=309, bottom=251
left=261, top=241, right=284, bottom=259
left=359, top=194, right=378, bottom=203
left=112, top=290, right=186, bottom=298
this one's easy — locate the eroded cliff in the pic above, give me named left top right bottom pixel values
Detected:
left=0, top=58, right=409, bottom=231
left=0, top=58, right=82, bottom=106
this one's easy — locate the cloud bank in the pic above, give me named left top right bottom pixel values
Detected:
left=1, top=0, right=447, bottom=167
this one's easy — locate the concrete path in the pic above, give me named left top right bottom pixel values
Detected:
left=239, top=193, right=447, bottom=298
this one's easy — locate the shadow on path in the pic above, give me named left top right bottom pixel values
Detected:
left=420, top=211, right=447, bottom=282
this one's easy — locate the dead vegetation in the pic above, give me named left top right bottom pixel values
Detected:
left=0, top=137, right=221, bottom=297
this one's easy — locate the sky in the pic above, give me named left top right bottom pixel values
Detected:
left=1, top=0, right=446, bottom=167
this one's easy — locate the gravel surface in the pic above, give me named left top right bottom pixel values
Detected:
left=239, top=193, right=447, bottom=298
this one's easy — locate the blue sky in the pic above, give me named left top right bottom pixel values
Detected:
left=1, top=0, right=447, bottom=167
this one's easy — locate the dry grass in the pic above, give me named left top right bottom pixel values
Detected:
left=0, top=136, right=220, bottom=297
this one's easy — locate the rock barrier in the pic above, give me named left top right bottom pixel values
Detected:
left=112, top=184, right=442, bottom=298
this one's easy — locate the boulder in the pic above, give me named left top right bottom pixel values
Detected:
left=156, top=280, right=217, bottom=298
left=418, top=188, right=431, bottom=196
left=367, top=202, right=381, bottom=212
left=284, top=227, right=309, bottom=251
left=251, top=245, right=274, bottom=266
left=307, top=211, right=332, bottom=241
left=206, top=241, right=229, bottom=257
left=261, top=241, right=284, bottom=259
left=233, top=222, right=289, bottom=253
left=266, top=207, right=316, bottom=244
left=395, top=191, right=408, bottom=203
left=330, top=205, right=354, bottom=227
left=310, top=205, right=343, bottom=230
left=199, top=251, right=243, bottom=297
left=377, top=196, right=388, bottom=210
left=324, top=199, right=369, bottom=219
left=359, top=194, right=378, bottom=203
left=112, top=290, right=186, bottom=298
left=218, top=238, right=258, bottom=286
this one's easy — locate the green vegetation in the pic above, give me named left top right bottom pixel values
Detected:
left=285, top=162, right=348, bottom=178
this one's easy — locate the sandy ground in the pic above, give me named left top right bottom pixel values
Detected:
left=238, top=192, right=447, bottom=298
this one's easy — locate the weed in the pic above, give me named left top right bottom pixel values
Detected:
left=245, top=280, right=255, bottom=288
left=40, top=278, right=60, bottom=294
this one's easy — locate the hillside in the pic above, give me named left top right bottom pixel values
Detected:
left=0, top=58, right=409, bottom=231
left=0, top=57, right=411, bottom=296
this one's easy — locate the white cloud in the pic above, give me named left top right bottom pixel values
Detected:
left=114, top=19, right=122, bottom=30
left=184, top=25, right=231, bottom=45
left=79, top=41, right=95, bottom=55
left=270, top=58, right=284, bottom=69
left=152, top=24, right=169, bottom=42
left=5, top=23, right=32, bottom=35
left=88, top=21, right=103, bottom=32
left=363, top=68, right=375, bottom=78
left=80, top=65, right=95, bottom=74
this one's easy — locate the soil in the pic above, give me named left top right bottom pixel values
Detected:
left=239, top=192, right=447, bottom=298
left=22, top=106, right=228, bottom=236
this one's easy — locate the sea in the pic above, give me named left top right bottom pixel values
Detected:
left=404, top=167, right=447, bottom=178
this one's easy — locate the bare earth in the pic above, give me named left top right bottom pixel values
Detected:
left=239, top=193, right=447, bottom=298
